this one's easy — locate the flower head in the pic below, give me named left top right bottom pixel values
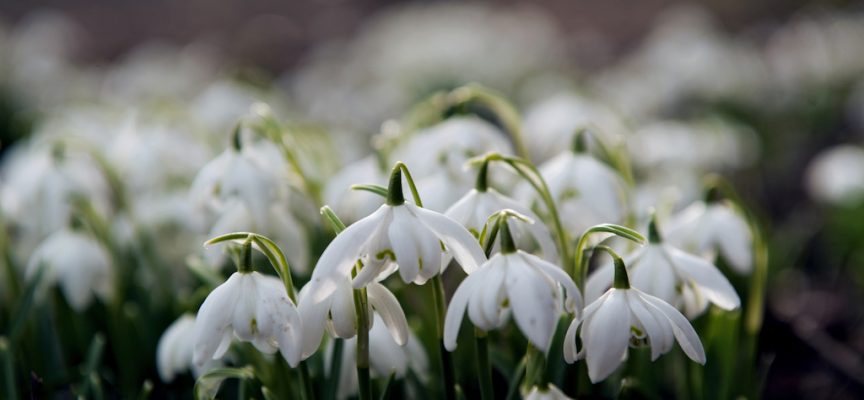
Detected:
left=523, top=384, right=573, bottom=400
left=157, top=314, right=218, bottom=382
left=298, top=274, right=408, bottom=359
left=26, top=228, right=114, bottom=311
left=193, top=271, right=302, bottom=367
left=565, top=248, right=705, bottom=383
left=666, top=199, right=753, bottom=274
left=444, top=217, right=581, bottom=352
left=586, top=218, right=740, bottom=318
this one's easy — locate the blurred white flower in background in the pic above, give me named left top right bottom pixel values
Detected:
left=157, top=314, right=219, bottom=382
left=324, top=155, right=387, bottom=224
left=805, top=144, right=864, bottom=206
left=193, top=271, right=302, bottom=368
left=666, top=200, right=753, bottom=274
left=25, top=228, right=114, bottom=311
left=523, top=384, right=573, bottom=400
left=327, top=313, right=428, bottom=400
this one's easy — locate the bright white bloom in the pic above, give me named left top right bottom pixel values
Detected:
left=328, top=313, right=429, bottom=400
left=298, top=274, right=408, bottom=359
left=523, top=384, right=572, bottom=400
left=445, top=188, right=557, bottom=261
left=666, top=200, right=753, bottom=274
left=564, top=286, right=706, bottom=382
left=157, top=314, right=218, bottom=382
left=444, top=249, right=582, bottom=352
left=307, top=200, right=486, bottom=290
left=805, top=145, right=864, bottom=206
left=26, top=228, right=114, bottom=311
left=193, top=272, right=302, bottom=367
left=586, top=223, right=740, bottom=318
left=524, top=150, right=627, bottom=236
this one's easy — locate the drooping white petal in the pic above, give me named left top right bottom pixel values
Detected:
left=298, top=283, right=334, bottom=359
left=330, top=280, right=357, bottom=339
left=194, top=273, right=242, bottom=366
left=388, top=206, right=421, bottom=283
left=443, top=273, right=480, bottom=351
left=630, top=246, right=678, bottom=305
left=666, top=246, right=740, bottom=311
left=709, top=205, right=753, bottom=274
left=583, top=290, right=631, bottom=383
left=367, top=282, right=409, bottom=346
left=468, top=255, right=507, bottom=330
left=638, top=291, right=706, bottom=364
left=523, top=252, right=583, bottom=315
left=505, top=255, right=560, bottom=352
left=563, top=317, right=581, bottom=364
left=410, top=204, right=486, bottom=274
left=231, top=274, right=260, bottom=342
left=625, top=291, right=672, bottom=361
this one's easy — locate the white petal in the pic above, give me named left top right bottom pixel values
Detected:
left=563, top=317, right=581, bottom=364
left=468, top=256, right=507, bottom=330
left=443, top=273, right=479, bottom=351
left=367, top=283, right=409, bottom=346
left=638, top=291, right=706, bottom=364
left=505, top=256, right=559, bottom=352
left=710, top=205, right=753, bottom=274
left=523, top=252, right=583, bottom=316
left=231, top=274, right=259, bottom=341
left=329, top=279, right=357, bottom=339
left=298, top=283, right=334, bottom=359
left=626, top=291, right=672, bottom=361
left=583, top=290, right=630, bottom=383
left=666, top=246, right=741, bottom=310
left=194, top=273, right=242, bottom=366
left=410, top=204, right=486, bottom=274
left=389, top=207, right=421, bottom=283
left=312, top=205, right=389, bottom=289
left=631, top=246, right=678, bottom=305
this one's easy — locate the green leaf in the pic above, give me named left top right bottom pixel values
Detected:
left=582, top=223, right=646, bottom=245
left=194, top=366, right=256, bottom=400
left=350, top=184, right=389, bottom=198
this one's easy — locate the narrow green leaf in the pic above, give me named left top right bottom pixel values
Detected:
left=350, top=184, right=389, bottom=198
left=0, top=337, right=17, bottom=400
left=194, top=366, right=256, bottom=400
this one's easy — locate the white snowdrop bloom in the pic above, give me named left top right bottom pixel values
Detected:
left=523, top=384, right=572, bottom=400
left=205, top=200, right=309, bottom=273
left=445, top=166, right=557, bottom=261
left=523, top=148, right=627, bottom=236
left=522, top=93, right=628, bottom=163
left=564, top=250, right=705, bottom=383
left=298, top=274, right=408, bottom=359
left=306, top=166, right=486, bottom=292
left=328, top=313, right=429, bottom=400
left=586, top=220, right=740, bottom=319
left=157, top=314, right=217, bottom=382
left=193, top=271, right=303, bottom=368
left=444, top=221, right=581, bottom=352
left=25, top=228, right=114, bottom=312
left=805, top=145, right=864, bottom=206
left=189, top=136, right=285, bottom=223
left=0, top=144, right=111, bottom=254
left=666, top=200, right=753, bottom=274
left=324, top=155, right=387, bottom=223
left=390, top=116, right=514, bottom=211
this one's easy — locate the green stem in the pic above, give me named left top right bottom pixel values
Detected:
left=299, top=362, right=315, bottom=400
left=396, top=162, right=424, bottom=207
left=474, top=330, right=494, bottom=400
left=0, top=337, right=16, bottom=400
left=475, top=160, right=489, bottom=192
left=325, top=339, right=344, bottom=400
left=522, top=344, right=547, bottom=390
left=505, top=357, right=527, bottom=400
left=432, top=276, right=456, bottom=400
left=353, top=262, right=372, bottom=400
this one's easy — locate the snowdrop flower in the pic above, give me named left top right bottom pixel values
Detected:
left=157, top=314, right=218, bottom=382
left=565, top=246, right=705, bottom=383
left=522, top=135, right=627, bottom=236
left=298, top=273, right=408, bottom=359
left=188, top=131, right=284, bottom=222
left=444, top=215, right=581, bottom=352
left=26, top=228, right=114, bottom=311
left=328, top=313, right=429, bottom=400
left=390, top=116, right=513, bottom=211
left=586, top=217, right=740, bottom=318
left=666, top=197, right=753, bottom=274
left=523, top=384, right=572, bottom=400
left=306, top=163, right=486, bottom=291
left=193, top=270, right=302, bottom=368
left=445, top=161, right=557, bottom=261
left=805, top=145, right=864, bottom=206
